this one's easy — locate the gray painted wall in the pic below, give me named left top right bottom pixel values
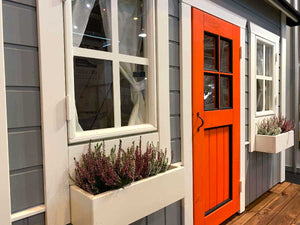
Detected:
left=2, top=0, right=45, bottom=224
left=130, top=0, right=183, bottom=224
left=210, top=0, right=282, bottom=206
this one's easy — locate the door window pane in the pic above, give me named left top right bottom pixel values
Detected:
left=204, top=74, right=218, bottom=110
left=265, top=80, right=273, bottom=110
left=118, top=0, right=147, bottom=57
left=204, top=34, right=218, bottom=71
left=257, top=42, right=263, bottom=75
left=120, top=62, right=148, bottom=126
left=256, top=79, right=263, bottom=112
left=74, top=56, right=114, bottom=130
left=220, top=76, right=232, bottom=108
left=265, top=45, right=273, bottom=77
left=220, top=38, right=232, bottom=73
left=72, top=0, right=112, bottom=51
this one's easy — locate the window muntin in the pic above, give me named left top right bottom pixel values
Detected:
left=255, top=39, right=275, bottom=115
left=66, top=0, right=156, bottom=141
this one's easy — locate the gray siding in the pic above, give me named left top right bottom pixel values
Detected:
left=2, top=0, right=44, bottom=223
left=210, top=0, right=282, bottom=206
left=130, top=0, right=182, bottom=224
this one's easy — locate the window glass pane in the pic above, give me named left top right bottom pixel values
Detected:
left=257, top=42, right=264, bottom=75
left=120, top=62, right=148, bottom=126
left=256, top=79, right=263, bottom=112
left=204, top=74, right=218, bottom=110
left=72, top=0, right=112, bottom=51
left=220, top=38, right=232, bottom=73
left=265, top=80, right=273, bottom=110
left=204, top=34, right=218, bottom=71
left=74, top=56, right=114, bottom=130
left=265, top=45, right=273, bottom=77
left=220, top=75, right=232, bottom=108
left=118, top=0, right=147, bottom=57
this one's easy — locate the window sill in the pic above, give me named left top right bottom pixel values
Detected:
left=69, top=124, right=157, bottom=144
left=255, top=110, right=275, bottom=118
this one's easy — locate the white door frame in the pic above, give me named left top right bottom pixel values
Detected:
left=0, top=0, right=12, bottom=224
left=180, top=1, right=247, bottom=224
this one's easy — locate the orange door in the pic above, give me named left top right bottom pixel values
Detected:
left=192, top=8, right=240, bottom=225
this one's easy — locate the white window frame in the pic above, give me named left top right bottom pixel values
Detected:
left=64, top=0, right=157, bottom=143
left=249, top=22, right=280, bottom=152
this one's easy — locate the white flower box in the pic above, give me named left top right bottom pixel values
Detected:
left=255, top=130, right=294, bottom=154
left=70, top=164, right=184, bottom=225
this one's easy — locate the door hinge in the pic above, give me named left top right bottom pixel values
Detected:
left=66, top=95, right=71, bottom=121
left=239, top=47, right=242, bottom=59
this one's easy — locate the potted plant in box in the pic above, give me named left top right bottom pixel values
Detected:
left=255, top=115, right=294, bottom=153
left=70, top=137, right=184, bottom=225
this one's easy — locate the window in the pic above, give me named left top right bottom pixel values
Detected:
left=64, top=0, right=156, bottom=142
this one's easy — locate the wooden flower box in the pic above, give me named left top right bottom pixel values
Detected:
left=255, top=130, right=294, bottom=154
left=70, top=164, right=184, bottom=225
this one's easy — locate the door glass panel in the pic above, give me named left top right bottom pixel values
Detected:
left=265, top=80, right=272, bottom=110
left=220, top=76, right=232, bottom=108
left=220, top=38, right=232, bottom=73
left=204, top=34, right=218, bottom=71
left=118, top=0, right=147, bottom=57
left=204, top=74, right=218, bottom=110
left=256, top=79, right=263, bottom=112
left=72, top=0, right=112, bottom=52
left=74, top=56, right=114, bottom=130
left=120, top=62, right=148, bottom=126
left=257, top=42, right=264, bottom=75
left=265, top=45, right=273, bottom=77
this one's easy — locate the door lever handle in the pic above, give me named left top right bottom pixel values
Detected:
left=197, top=112, right=204, bottom=132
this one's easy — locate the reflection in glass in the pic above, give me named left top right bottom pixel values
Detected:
left=257, top=42, right=263, bottom=75
left=120, top=62, right=147, bottom=126
left=220, top=39, right=232, bottom=73
left=74, top=56, right=114, bottom=130
left=265, top=45, right=273, bottom=76
left=72, top=0, right=112, bottom=51
left=265, top=80, right=272, bottom=110
left=204, top=74, right=218, bottom=110
left=257, top=79, right=263, bottom=112
left=220, top=76, right=232, bottom=108
left=204, top=34, right=217, bottom=71
left=118, top=0, right=147, bottom=57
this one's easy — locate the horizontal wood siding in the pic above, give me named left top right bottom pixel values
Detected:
left=2, top=0, right=44, bottom=224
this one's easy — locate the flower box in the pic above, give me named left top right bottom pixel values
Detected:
left=255, top=130, right=294, bottom=153
left=70, top=164, right=184, bottom=225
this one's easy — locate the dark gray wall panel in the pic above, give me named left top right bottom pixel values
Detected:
left=4, top=46, right=39, bottom=87
left=10, top=169, right=44, bottom=213
left=8, top=129, right=43, bottom=171
left=171, top=139, right=181, bottom=163
left=169, top=17, right=179, bottom=42
left=170, top=92, right=180, bottom=115
left=169, top=67, right=180, bottom=91
left=2, top=1, right=37, bottom=46
left=12, top=213, right=45, bottom=225
left=147, top=209, right=165, bottom=225
left=6, top=90, right=41, bottom=128
left=170, top=116, right=181, bottom=139
left=130, top=218, right=147, bottom=225
left=169, top=43, right=179, bottom=67
left=9, top=0, right=36, bottom=7
left=166, top=201, right=182, bottom=225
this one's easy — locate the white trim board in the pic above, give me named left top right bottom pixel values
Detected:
left=11, top=205, right=46, bottom=223
left=180, top=2, right=247, bottom=224
left=249, top=22, right=280, bottom=43
left=0, top=0, right=12, bottom=224
left=181, top=0, right=247, bottom=28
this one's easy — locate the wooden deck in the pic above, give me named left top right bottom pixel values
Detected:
left=223, top=182, right=300, bottom=225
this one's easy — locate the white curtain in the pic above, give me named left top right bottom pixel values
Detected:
left=72, top=0, right=146, bottom=131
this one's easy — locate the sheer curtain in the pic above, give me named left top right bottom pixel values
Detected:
left=72, top=0, right=146, bottom=131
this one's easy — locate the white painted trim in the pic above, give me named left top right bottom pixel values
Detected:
left=181, top=0, right=247, bottom=28
left=239, top=28, right=246, bottom=213
left=280, top=14, right=287, bottom=182
left=0, top=0, right=12, bottom=224
left=11, top=205, right=46, bottom=223
left=36, top=0, right=71, bottom=224
left=156, top=0, right=171, bottom=158
left=249, top=22, right=280, bottom=152
left=180, top=3, right=193, bottom=225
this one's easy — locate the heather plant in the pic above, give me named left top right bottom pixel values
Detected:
left=74, top=137, right=170, bottom=195
left=257, top=115, right=294, bottom=136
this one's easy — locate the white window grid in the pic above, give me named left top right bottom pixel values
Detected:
left=64, top=0, right=157, bottom=143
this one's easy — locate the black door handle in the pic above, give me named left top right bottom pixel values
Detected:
left=197, top=112, right=204, bottom=132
